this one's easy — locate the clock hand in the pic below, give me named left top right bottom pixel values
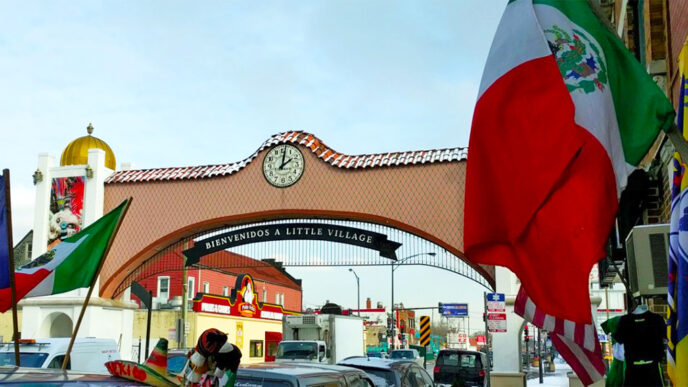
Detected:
left=280, top=157, right=295, bottom=169
left=279, top=149, right=287, bottom=170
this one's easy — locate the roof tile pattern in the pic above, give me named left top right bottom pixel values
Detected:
left=106, top=131, right=467, bottom=184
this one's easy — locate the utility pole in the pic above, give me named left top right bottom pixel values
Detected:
left=181, top=242, right=188, bottom=349
left=538, top=328, right=543, bottom=384
left=483, top=292, right=491, bottom=387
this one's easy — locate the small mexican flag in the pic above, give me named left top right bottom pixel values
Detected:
left=0, top=199, right=130, bottom=312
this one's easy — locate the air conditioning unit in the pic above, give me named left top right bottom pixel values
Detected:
left=625, top=224, right=669, bottom=297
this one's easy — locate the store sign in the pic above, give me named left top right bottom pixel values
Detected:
left=193, top=273, right=290, bottom=321
left=487, top=313, right=507, bottom=333
left=476, top=335, right=486, bottom=344
left=440, top=303, right=468, bottom=317
left=486, top=293, right=505, bottom=313
left=183, top=223, right=402, bottom=266
left=458, top=333, right=467, bottom=344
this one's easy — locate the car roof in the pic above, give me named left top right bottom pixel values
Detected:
left=338, top=357, right=415, bottom=370
left=438, top=349, right=484, bottom=355
left=239, top=362, right=368, bottom=377
left=0, top=367, right=144, bottom=385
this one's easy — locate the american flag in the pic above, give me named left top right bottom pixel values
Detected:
left=514, top=287, right=605, bottom=385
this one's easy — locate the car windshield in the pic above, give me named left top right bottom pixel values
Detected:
left=276, top=342, right=318, bottom=360
left=389, top=351, right=414, bottom=359
left=236, top=377, right=293, bottom=387
left=351, top=367, right=396, bottom=387
left=438, top=352, right=479, bottom=368
left=0, top=352, right=49, bottom=367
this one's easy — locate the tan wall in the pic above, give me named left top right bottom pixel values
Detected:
left=133, top=310, right=282, bottom=364
left=193, top=313, right=282, bottom=364
left=132, top=309, right=195, bottom=351
left=0, top=310, right=22, bottom=342
left=101, top=140, right=490, bottom=298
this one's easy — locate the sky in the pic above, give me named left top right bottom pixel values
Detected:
left=1, top=1, right=506, bottom=332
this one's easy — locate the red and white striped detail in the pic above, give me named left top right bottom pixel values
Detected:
left=106, top=131, right=467, bottom=184
left=514, top=287, right=605, bottom=385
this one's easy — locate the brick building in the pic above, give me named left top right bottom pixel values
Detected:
left=131, top=245, right=302, bottom=312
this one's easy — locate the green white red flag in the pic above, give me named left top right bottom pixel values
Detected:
left=464, top=0, right=674, bottom=384
left=0, top=199, right=130, bottom=312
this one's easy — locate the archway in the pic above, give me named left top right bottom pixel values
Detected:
left=39, top=312, right=73, bottom=338
left=100, top=131, right=493, bottom=298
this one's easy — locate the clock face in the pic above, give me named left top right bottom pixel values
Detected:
left=262, top=144, right=305, bottom=188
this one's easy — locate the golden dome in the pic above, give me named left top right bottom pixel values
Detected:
left=60, top=124, right=116, bottom=170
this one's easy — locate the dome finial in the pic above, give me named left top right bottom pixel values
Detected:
left=87, top=123, right=94, bottom=135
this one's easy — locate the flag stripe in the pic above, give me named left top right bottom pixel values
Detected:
left=0, top=199, right=129, bottom=313
left=515, top=286, right=605, bottom=385
left=477, top=0, right=551, bottom=98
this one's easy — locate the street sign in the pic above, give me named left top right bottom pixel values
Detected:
left=486, top=293, right=505, bottom=312
left=439, top=303, right=468, bottom=317
left=487, top=313, right=507, bottom=332
left=419, top=316, right=431, bottom=347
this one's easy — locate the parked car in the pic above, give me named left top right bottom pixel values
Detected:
left=236, top=362, right=376, bottom=387
left=433, top=349, right=488, bottom=387
left=0, top=367, right=145, bottom=385
left=0, top=338, right=120, bottom=373
left=338, top=357, right=434, bottom=387
left=388, top=349, right=423, bottom=366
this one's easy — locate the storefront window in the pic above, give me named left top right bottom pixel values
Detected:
left=250, top=340, right=264, bottom=358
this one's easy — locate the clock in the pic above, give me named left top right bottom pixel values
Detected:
left=262, top=144, right=305, bottom=188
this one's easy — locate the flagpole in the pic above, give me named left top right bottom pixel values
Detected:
left=3, top=169, right=20, bottom=366
left=667, top=123, right=688, bottom=162
left=62, top=197, right=132, bottom=370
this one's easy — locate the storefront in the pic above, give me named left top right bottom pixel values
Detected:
left=191, top=273, right=299, bottom=364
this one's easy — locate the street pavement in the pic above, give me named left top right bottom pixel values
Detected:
left=425, top=357, right=574, bottom=386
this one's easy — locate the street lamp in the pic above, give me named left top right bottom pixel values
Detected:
left=391, top=252, right=436, bottom=350
left=348, top=268, right=360, bottom=316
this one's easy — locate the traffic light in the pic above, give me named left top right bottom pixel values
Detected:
left=438, top=302, right=443, bottom=314
left=524, top=324, right=530, bottom=342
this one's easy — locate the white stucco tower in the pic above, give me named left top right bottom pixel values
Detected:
left=19, top=124, right=136, bottom=360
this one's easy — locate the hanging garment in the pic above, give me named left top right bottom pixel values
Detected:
left=601, top=316, right=625, bottom=387
left=612, top=310, right=665, bottom=386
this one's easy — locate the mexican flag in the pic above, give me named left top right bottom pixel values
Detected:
left=0, top=199, right=130, bottom=312
left=464, top=0, right=674, bottom=325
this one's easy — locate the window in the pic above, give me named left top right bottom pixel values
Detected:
left=187, top=277, right=195, bottom=299
left=250, top=340, right=264, bottom=358
left=280, top=293, right=285, bottom=306
left=157, top=276, right=170, bottom=302
left=223, top=286, right=229, bottom=296
left=275, top=292, right=280, bottom=304
left=203, top=282, right=209, bottom=293
left=263, top=289, right=267, bottom=302
left=46, top=355, right=70, bottom=370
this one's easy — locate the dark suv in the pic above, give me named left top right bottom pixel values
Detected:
left=433, top=350, right=487, bottom=387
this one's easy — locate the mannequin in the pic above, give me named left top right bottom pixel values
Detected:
left=612, top=304, right=665, bottom=386
left=632, top=304, right=649, bottom=314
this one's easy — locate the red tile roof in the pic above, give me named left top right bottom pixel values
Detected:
left=106, top=131, right=467, bottom=184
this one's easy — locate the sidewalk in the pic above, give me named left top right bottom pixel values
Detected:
left=526, top=362, right=572, bottom=387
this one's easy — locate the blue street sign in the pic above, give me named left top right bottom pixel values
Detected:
left=440, top=303, right=468, bottom=317
left=486, top=293, right=505, bottom=302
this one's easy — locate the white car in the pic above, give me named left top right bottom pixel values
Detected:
left=388, top=349, right=423, bottom=367
left=0, top=338, right=120, bottom=373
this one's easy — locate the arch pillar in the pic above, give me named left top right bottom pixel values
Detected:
left=490, top=266, right=527, bottom=386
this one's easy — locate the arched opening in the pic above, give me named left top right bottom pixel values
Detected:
left=39, top=312, right=73, bottom=338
